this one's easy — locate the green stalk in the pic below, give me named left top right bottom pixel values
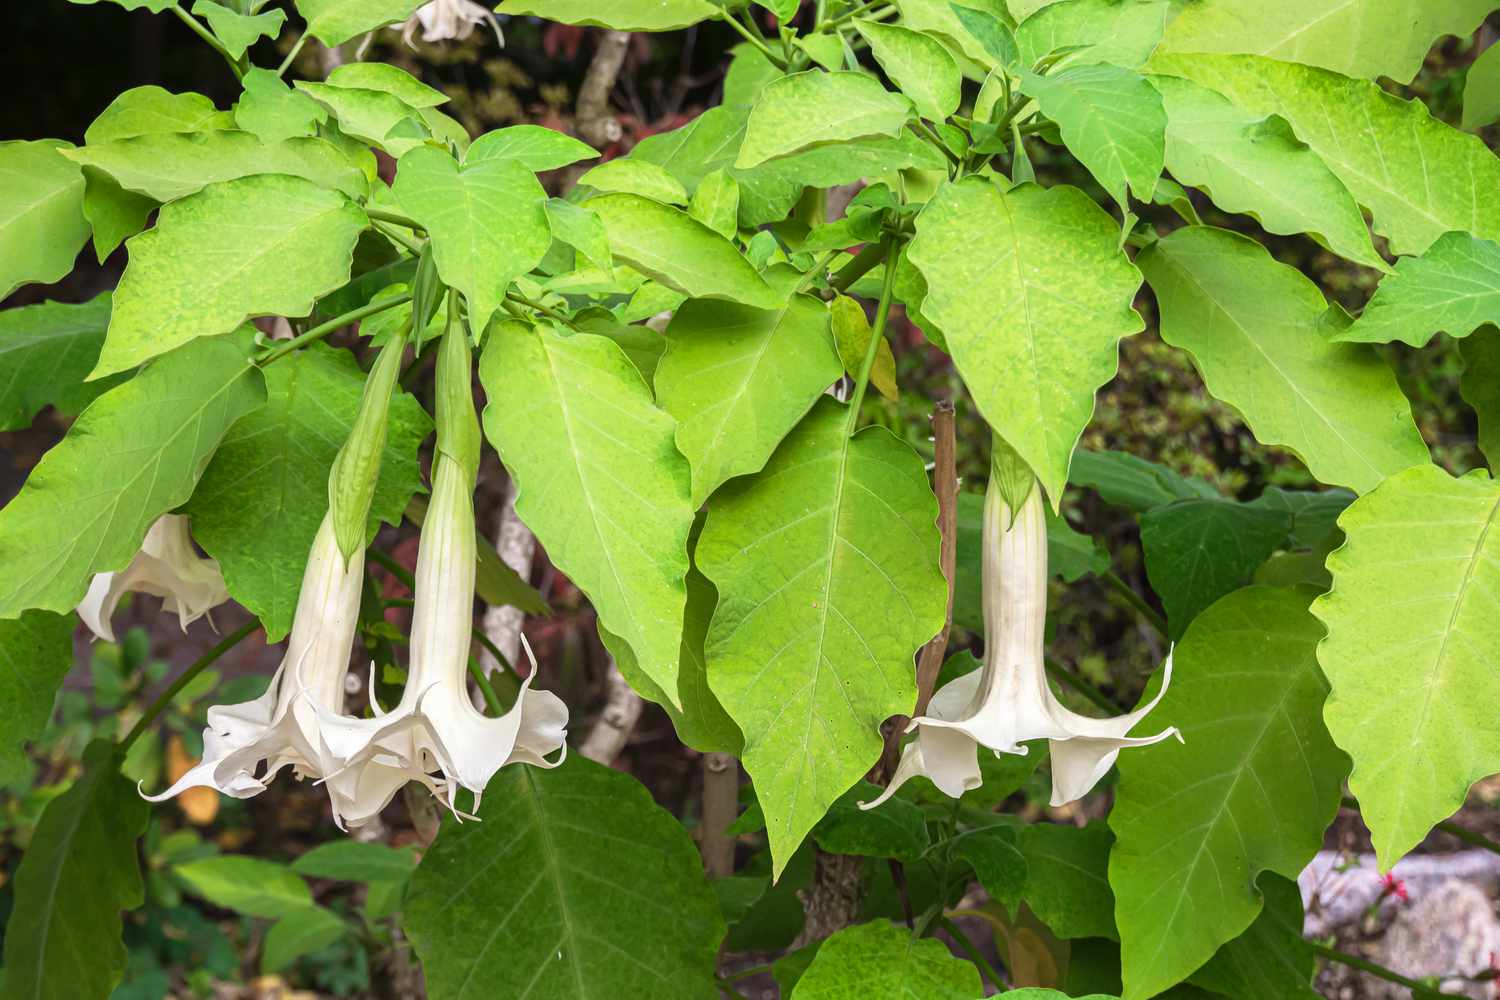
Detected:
left=276, top=31, right=310, bottom=77
left=365, top=206, right=425, bottom=231
left=829, top=240, right=890, bottom=294
left=720, top=11, right=785, bottom=67
left=170, top=4, right=243, bottom=80
left=1310, top=942, right=1450, bottom=999
left=1044, top=657, right=1122, bottom=714
left=1101, top=570, right=1169, bottom=638
left=843, top=235, right=902, bottom=437
left=936, top=916, right=1007, bottom=993
left=256, top=293, right=413, bottom=366
left=120, top=621, right=260, bottom=752
left=912, top=119, right=962, bottom=169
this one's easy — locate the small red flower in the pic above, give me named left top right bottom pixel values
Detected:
left=1379, top=872, right=1409, bottom=903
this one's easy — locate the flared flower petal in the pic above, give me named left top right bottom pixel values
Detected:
left=78, top=514, right=228, bottom=642
left=400, top=0, right=502, bottom=46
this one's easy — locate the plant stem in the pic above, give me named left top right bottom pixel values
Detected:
left=828, top=240, right=890, bottom=293
left=936, top=916, right=1007, bottom=992
left=1310, top=942, right=1449, bottom=998
left=506, top=291, right=575, bottom=328
left=826, top=0, right=893, bottom=27
left=121, top=621, right=260, bottom=752
left=374, top=220, right=425, bottom=256
left=1102, top=569, right=1169, bottom=638
left=912, top=119, right=962, bottom=169
left=276, top=31, right=310, bottom=77
left=366, top=206, right=425, bottom=232
left=369, top=549, right=416, bottom=589
left=1340, top=795, right=1500, bottom=857
left=256, top=293, right=413, bottom=366
left=843, top=235, right=902, bottom=437
left=720, top=11, right=785, bottom=67
left=171, top=4, right=244, bottom=80
left=1045, top=657, right=1123, bottom=714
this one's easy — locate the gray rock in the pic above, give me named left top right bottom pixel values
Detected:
left=1364, top=881, right=1500, bottom=999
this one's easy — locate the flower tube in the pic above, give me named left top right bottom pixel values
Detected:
left=78, top=514, right=228, bottom=642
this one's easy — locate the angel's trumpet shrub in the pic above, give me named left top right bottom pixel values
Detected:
left=865, top=470, right=1180, bottom=811
left=78, top=514, right=229, bottom=643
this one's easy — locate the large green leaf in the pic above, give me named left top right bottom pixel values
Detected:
left=392, top=146, right=548, bottom=338
left=1138, top=226, right=1428, bottom=495
left=85, top=86, right=232, bottom=144
left=1020, top=64, right=1165, bottom=208
left=974, top=821, right=1118, bottom=940
left=1153, top=75, right=1384, bottom=271
left=480, top=322, right=694, bottom=702
left=495, top=0, right=717, bottom=30
left=1189, top=875, right=1318, bottom=999
left=1151, top=53, right=1500, bottom=256
left=1015, top=0, right=1174, bottom=70
left=855, top=21, right=962, bottom=122
left=1157, top=0, right=1496, bottom=84
left=294, top=82, right=426, bottom=156
left=1312, top=463, right=1500, bottom=868
left=811, top=783, right=931, bottom=862
left=0, top=611, right=74, bottom=786
left=1069, top=449, right=1217, bottom=513
left=94, top=174, right=367, bottom=378
left=657, top=293, right=843, bottom=505
left=0, top=140, right=89, bottom=298
left=235, top=69, right=328, bottom=144
left=895, top=0, right=1015, bottom=68
left=1461, top=326, right=1500, bottom=469
left=790, top=920, right=981, bottom=999
left=185, top=343, right=429, bottom=642
left=909, top=178, right=1143, bottom=506
left=586, top=193, right=778, bottom=308
left=698, top=398, right=946, bottom=874
left=295, top=0, right=425, bottom=46
left=1341, top=232, right=1500, bottom=347
left=0, top=334, right=265, bottom=619
left=0, top=741, right=149, bottom=1000
left=405, top=754, right=724, bottom=1000
left=1464, top=40, right=1500, bottom=129
left=736, top=71, right=913, bottom=169
left=1109, top=586, right=1347, bottom=1000
left=174, top=856, right=313, bottom=918
left=0, top=294, right=119, bottom=431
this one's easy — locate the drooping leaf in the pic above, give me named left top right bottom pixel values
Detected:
left=481, top=322, right=695, bottom=703
left=0, top=334, right=265, bottom=619
left=830, top=293, right=898, bottom=402
left=494, top=0, right=718, bottom=31
left=293, top=82, right=427, bottom=157
left=1461, top=325, right=1500, bottom=469
left=790, top=920, right=982, bottom=999
left=1068, top=449, right=1217, bottom=513
left=1153, top=75, right=1385, bottom=271
left=587, top=193, right=779, bottom=308
left=0, top=741, right=149, bottom=1000
left=1151, top=53, right=1500, bottom=256
left=736, top=71, right=914, bottom=169
left=324, top=61, right=448, bottom=108
left=1109, top=585, right=1347, bottom=1000
left=235, top=69, right=329, bottom=143
left=895, top=0, right=1015, bottom=68
left=0, top=294, right=120, bottom=431
left=1138, top=225, right=1429, bottom=494
left=657, top=293, right=843, bottom=506
left=174, top=856, right=314, bottom=918
left=85, top=86, right=232, bottom=144
left=1247, top=487, right=1353, bottom=547
left=393, top=146, right=549, bottom=333
left=1341, top=232, right=1500, bottom=347
left=855, top=21, right=962, bottom=122
left=295, top=0, right=426, bottom=46
left=185, top=343, right=429, bottom=642
left=94, top=174, right=367, bottom=378
left=466, top=124, right=600, bottom=172
left=909, top=178, right=1144, bottom=506
left=0, top=140, right=89, bottom=299
left=405, top=755, right=725, bottom=1000
left=1019, top=64, right=1165, bottom=207
left=0, top=611, right=74, bottom=786
left=1157, top=0, right=1496, bottom=84
left=1464, top=41, right=1500, bottom=129
left=1312, top=463, right=1500, bottom=868
left=580, top=160, right=689, bottom=205
left=544, top=199, right=612, bottom=274
left=698, top=398, right=946, bottom=874
left=261, top=906, right=348, bottom=974
left=191, top=0, right=286, bottom=58
left=1188, top=874, right=1318, bottom=999
left=1015, top=0, right=1174, bottom=70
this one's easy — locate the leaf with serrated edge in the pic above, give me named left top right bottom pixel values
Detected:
left=0, top=333, right=266, bottom=618
left=1138, top=226, right=1428, bottom=494
left=481, top=322, right=694, bottom=704
left=1312, top=464, right=1500, bottom=869
left=790, top=920, right=981, bottom=999
left=1109, top=585, right=1347, bottom=1000
left=698, top=398, right=946, bottom=874
left=0, top=140, right=89, bottom=299
left=1341, top=232, right=1500, bottom=347
left=909, top=178, right=1143, bottom=507
left=736, top=71, right=913, bottom=169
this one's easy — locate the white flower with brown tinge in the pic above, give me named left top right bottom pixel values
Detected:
left=78, top=514, right=228, bottom=643
left=865, top=471, right=1179, bottom=811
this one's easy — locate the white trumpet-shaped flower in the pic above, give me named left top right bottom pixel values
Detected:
left=78, top=514, right=229, bottom=643
left=865, top=474, right=1180, bottom=811
left=400, top=0, right=503, bottom=46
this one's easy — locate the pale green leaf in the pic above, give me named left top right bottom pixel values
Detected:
left=1312, top=463, right=1500, bottom=868
left=795, top=32, right=848, bottom=72
left=909, top=178, right=1144, bottom=506
left=657, top=293, right=843, bottom=506
left=1154, top=75, right=1385, bottom=271
left=894, top=0, right=1016, bottom=69
left=831, top=293, right=897, bottom=401
left=95, top=174, right=368, bottom=377
left=688, top=168, right=740, bottom=239
left=295, top=0, right=425, bottom=46
left=293, top=81, right=425, bottom=156
left=0, top=294, right=119, bottom=431
left=393, top=146, right=549, bottom=333
left=1151, top=53, right=1500, bottom=256
left=0, top=140, right=88, bottom=299
left=1461, top=325, right=1500, bottom=468
left=405, top=755, right=725, bottom=1000
left=0, top=334, right=266, bottom=618
left=466, top=124, right=599, bottom=171
left=325, top=61, right=447, bottom=108
left=495, top=0, right=718, bottom=30
left=481, top=322, right=694, bottom=702
left=1019, top=63, right=1165, bottom=206
left=587, top=193, right=779, bottom=308
left=235, top=69, right=328, bottom=143
left=1015, top=0, right=1173, bottom=70
left=0, top=742, right=148, bottom=1000
left=86, top=86, right=233, bottom=144
left=262, top=906, right=348, bottom=974
left=1342, top=231, right=1500, bottom=347
left=191, top=0, right=285, bottom=58
left=0, top=612, right=74, bottom=786
left=1110, top=586, right=1347, bottom=1000
left=855, top=21, right=962, bottom=121
left=790, top=920, right=981, bottom=999
left=543, top=198, right=611, bottom=273
left=1464, top=41, right=1500, bottom=129
left=184, top=343, right=430, bottom=642
left=698, top=399, right=946, bottom=874
left=175, top=856, right=313, bottom=918
left=725, top=43, right=785, bottom=107
left=581, top=159, right=689, bottom=205
left=1157, top=0, right=1496, bottom=84
left=736, top=71, right=913, bottom=169
left=1138, top=226, right=1429, bottom=494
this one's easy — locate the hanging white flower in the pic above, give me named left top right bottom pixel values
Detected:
left=865, top=472, right=1180, bottom=811
left=400, top=0, right=503, bottom=46
left=77, top=514, right=229, bottom=643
